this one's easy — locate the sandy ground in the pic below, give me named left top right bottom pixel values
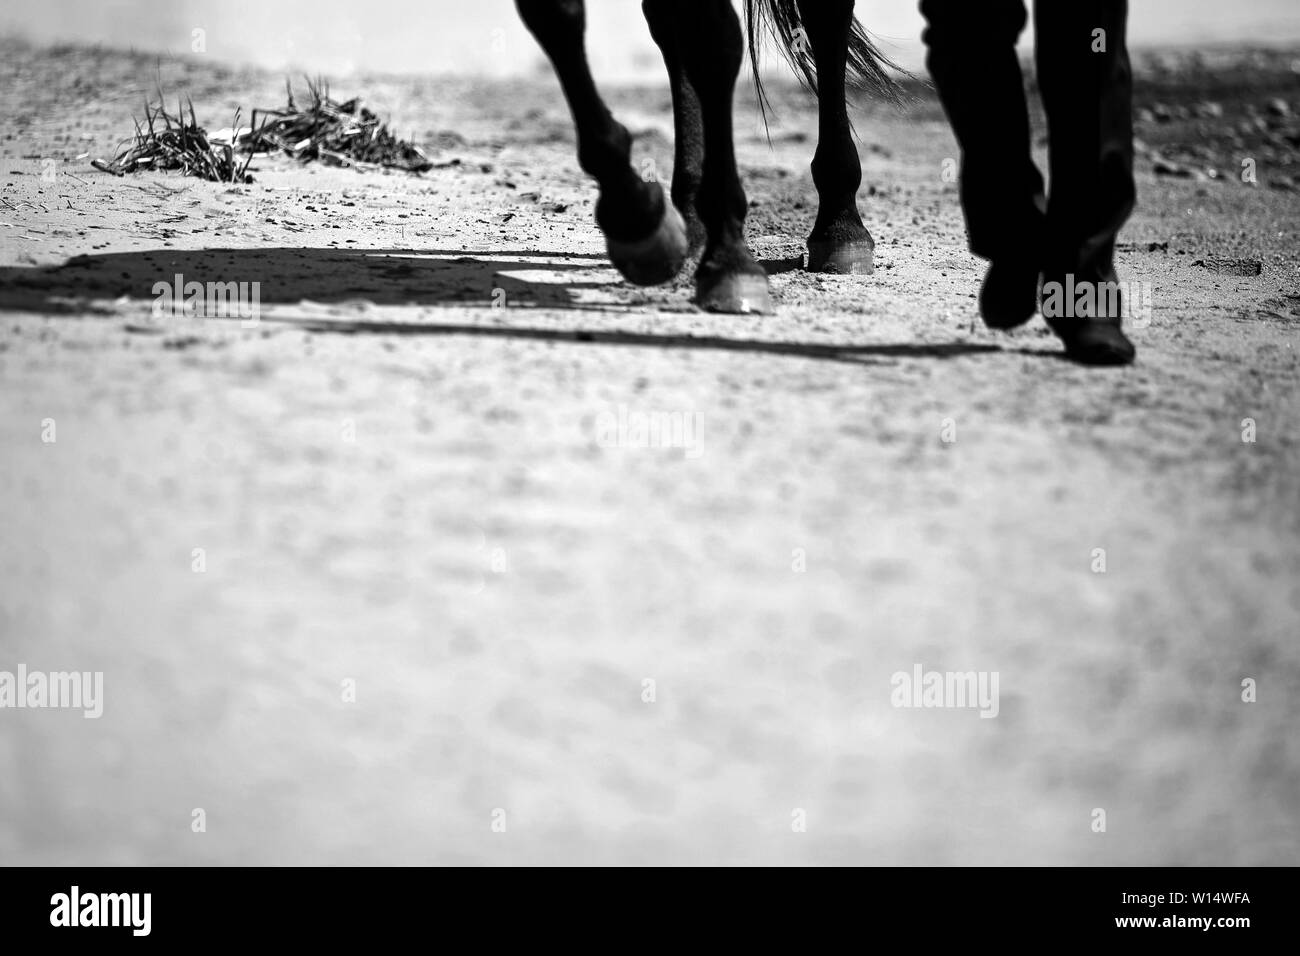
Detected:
left=1, top=40, right=1298, bottom=866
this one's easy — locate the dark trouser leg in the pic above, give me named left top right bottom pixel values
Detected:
left=1035, top=0, right=1135, bottom=295
left=517, top=0, right=687, bottom=285
left=1033, top=0, right=1136, bottom=363
left=670, top=0, right=771, bottom=313
left=797, top=0, right=875, bottom=275
left=643, top=0, right=706, bottom=255
left=920, top=0, right=1045, bottom=262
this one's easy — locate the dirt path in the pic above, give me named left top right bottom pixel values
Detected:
left=1, top=41, right=1298, bottom=865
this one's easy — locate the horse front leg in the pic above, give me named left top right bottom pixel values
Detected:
left=796, top=0, right=875, bottom=275
left=669, top=0, right=772, bottom=314
left=516, top=0, right=688, bottom=286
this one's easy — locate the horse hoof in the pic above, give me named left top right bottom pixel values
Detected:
left=695, top=271, right=773, bottom=314
left=807, top=238, right=875, bottom=275
left=606, top=199, right=690, bottom=287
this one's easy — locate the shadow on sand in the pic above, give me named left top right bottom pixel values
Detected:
left=0, top=245, right=1010, bottom=365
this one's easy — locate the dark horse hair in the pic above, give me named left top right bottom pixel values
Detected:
left=744, top=0, right=906, bottom=117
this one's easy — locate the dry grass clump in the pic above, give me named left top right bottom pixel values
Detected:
left=246, top=78, right=432, bottom=173
left=93, top=96, right=256, bottom=183
left=94, top=78, right=431, bottom=183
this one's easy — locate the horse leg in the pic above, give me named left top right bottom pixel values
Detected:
left=796, top=0, right=874, bottom=274
left=642, top=0, right=706, bottom=257
left=669, top=0, right=772, bottom=314
left=516, top=0, right=688, bottom=286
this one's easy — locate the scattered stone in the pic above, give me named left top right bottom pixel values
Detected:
left=761, top=255, right=804, bottom=275
left=1153, top=157, right=1195, bottom=178
left=1195, top=257, right=1263, bottom=276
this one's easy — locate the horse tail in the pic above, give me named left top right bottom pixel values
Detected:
left=743, top=0, right=906, bottom=120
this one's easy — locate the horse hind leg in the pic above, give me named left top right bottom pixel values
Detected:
left=516, top=0, right=688, bottom=286
left=796, top=0, right=875, bottom=275
left=668, top=0, right=772, bottom=314
left=643, top=0, right=706, bottom=257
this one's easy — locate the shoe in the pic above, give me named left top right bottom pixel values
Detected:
left=1040, top=272, right=1137, bottom=366
left=979, top=260, right=1041, bottom=330
left=1056, top=320, right=1136, bottom=366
